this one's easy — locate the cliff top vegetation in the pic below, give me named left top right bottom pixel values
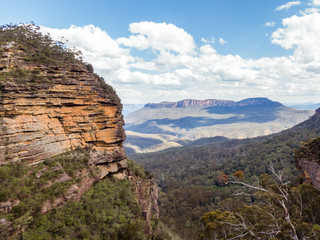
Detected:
left=0, top=23, right=81, bottom=66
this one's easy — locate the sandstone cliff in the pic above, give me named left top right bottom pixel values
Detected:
left=0, top=41, right=126, bottom=177
left=0, top=24, right=161, bottom=239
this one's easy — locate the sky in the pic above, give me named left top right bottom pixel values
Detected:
left=1, top=0, right=320, bottom=104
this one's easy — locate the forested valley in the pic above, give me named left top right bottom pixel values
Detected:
left=130, top=110, right=320, bottom=239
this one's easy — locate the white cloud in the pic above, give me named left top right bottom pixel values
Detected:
left=41, top=14, right=320, bottom=104
left=265, top=21, right=276, bottom=27
left=311, top=0, right=320, bottom=6
left=117, top=21, right=196, bottom=55
left=40, top=24, right=134, bottom=73
left=219, top=38, right=227, bottom=45
left=271, top=12, right=320, bottom=63
left=201, top=38, right=209, bottom=44
left=201, top=37, right=215, bottom=44
left=275, top=1, right=302, bottom=11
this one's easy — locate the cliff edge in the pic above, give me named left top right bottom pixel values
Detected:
left=0, top=25, right=126, bottom=178
left=0, top=24, right=162, bottom=239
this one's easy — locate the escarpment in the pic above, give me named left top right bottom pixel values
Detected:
left=295, top=108, right=320, bottom=190
left=0, top=42, right=126, bottom=177
left=0, top=25, right=162, bottom=239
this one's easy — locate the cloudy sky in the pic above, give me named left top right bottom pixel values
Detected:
left=1, top=0, right=320, bottom=104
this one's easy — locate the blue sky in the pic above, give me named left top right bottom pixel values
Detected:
left=1, top=0, right=320, bottom=104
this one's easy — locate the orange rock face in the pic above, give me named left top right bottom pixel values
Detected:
left=0, top=43, right=126, bottom=173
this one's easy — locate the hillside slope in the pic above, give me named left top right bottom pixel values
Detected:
left=125, top=98, right=313, bottom=153
left=0, top=24, right=167, bottom=239
left=130, top=107, right=320, bottom=239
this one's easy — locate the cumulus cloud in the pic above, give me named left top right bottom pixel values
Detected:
left=41, top=14, right=320, bottom=104
left=311, top=0, right=320, bottom=6
left=117, top=21, right=196, bottom=55
left=271, top=12, right=320, bottom=62
left=275, top=1, right=302, bottom=11
left=40, top=24, right=134, bottom=73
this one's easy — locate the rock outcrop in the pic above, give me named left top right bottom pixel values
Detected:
left=130, top=176, right=159, bottom=233
left=0, top=42, right=126, bottom=177
left=0, top=26, right=161, bottom=239
left=296, top=110, right=320, bottom=190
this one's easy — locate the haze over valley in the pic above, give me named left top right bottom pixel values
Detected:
left=124, top=97, right=313, bottom=153
left=2, top=0, right=320, bottom=239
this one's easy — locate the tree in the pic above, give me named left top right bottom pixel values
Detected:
left=200, top=164, right=320, bottom=239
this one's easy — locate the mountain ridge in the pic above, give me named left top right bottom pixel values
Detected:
left=130, top=107, right=320, bottom=239
left=125, top=97, right=313, bottom=153
left=144, top=97, right=283, bottom=109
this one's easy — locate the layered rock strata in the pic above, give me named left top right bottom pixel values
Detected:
left=0, top=43, right=126, bottom=176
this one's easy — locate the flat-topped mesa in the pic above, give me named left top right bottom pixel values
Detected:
left=145, top=99, right=235, bottom=108
left=0, top=42, right=126, bottom=176
left=144, top=97, right=283, bottom=109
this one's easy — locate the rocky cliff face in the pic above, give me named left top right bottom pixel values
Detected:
left=0, top=26, right=160, bottom=238
left=296, top=110, right=320, bottom=190
left=130, top=176, right=159, bottom=234
left=0, top=42, right=126, bottom=177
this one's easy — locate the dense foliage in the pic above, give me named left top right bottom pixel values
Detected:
left=131, top=111, right=320, bottom=239
left=0, top=149, right=168, bottom=239
left=0, top=23, right=80, bottom=66
left=201, top=139, right=320, bottom=239
left=23, top=176, right=147, bottom=240
left=0, top=148, right=95, bottom=238
left=200, top=183, right=320, bottom=239
left=295, top=137, right=320, bottom=164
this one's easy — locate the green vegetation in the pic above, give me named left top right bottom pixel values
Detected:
left=0, top=68, right=47, bottom=83
left=131, top=111, right=320, bottom=239
left=200, top=139, right=320, bottom=239
left=200, top=183, right=320, bottom=239
left=23, top=177, right=147, bottom=240
left=295, top=137, right=320, bottom=164
left=97, top=76, right=121, bottom=105
left=0, top=149, right=169, bottom=239
left=0, top=23, right=121, bottom=104
left=0, top=148, right=92, bottom=238
left=0, top=23, right=80, bottom=66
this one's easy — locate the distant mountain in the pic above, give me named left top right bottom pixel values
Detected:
left=124, top=97, right=313, bottom=153
left=285, top=102, right=320, bottom=110
left=145, top=98, right=234, bottom=108
left=130, top=108, right=320, bottom=239
left=145, top=97, right=282, bottom=109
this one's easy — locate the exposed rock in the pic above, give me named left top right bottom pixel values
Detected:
left=295, top=116, right=320, bottom=190
left=0, top=43, right=126, bottom=176
left=297, top=159, right=320, bottom=189
left=0, top=29, right=160, bottom=239
left=0, top=200, right=20, bottom=213
left=129, top=175, right=159, bottom=234
left=41, top=168, right=98, bottom=214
